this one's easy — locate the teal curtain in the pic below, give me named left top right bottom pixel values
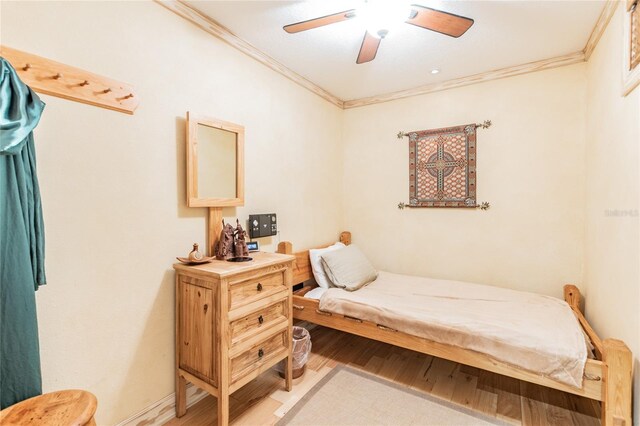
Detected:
left=0, top=57, right=46, bottom=409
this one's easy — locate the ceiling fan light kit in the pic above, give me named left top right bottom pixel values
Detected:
left=360, top=1, right=413, bottom=38
left=283, top=2, right=474, bottom=64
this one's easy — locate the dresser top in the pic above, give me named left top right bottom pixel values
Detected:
left=173, top=251, right=294, bottom=278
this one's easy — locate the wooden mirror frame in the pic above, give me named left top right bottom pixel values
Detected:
left=186, top=112, right=245, bottom=207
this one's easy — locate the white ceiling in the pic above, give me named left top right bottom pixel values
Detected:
left=185, top=0, right=606, bottom=101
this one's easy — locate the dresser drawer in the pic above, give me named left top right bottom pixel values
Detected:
left=229, top=298, right=288, bottom=347
left=229, top=271, right=286, bottom=309
left=230, top=329, right=288, bottom=384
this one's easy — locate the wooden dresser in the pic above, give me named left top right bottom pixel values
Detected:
left=173, top=252, right=295, bottom=425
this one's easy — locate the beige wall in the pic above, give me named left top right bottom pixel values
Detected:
left=2, top=0, right=639, bottom=424
left=584, top=5, right=640, bottom=424
left=342, top=64, right=588, bottom=298
left=1, top=1, right=343, bottom=424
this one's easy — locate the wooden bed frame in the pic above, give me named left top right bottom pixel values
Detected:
left=277, top=231, right=633, bottom=426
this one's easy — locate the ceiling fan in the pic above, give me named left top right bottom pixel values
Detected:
left=283, top=2, right=474, bottom=64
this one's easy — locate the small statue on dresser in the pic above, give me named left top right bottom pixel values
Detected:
left=233, top=219, right=249, bottom=258
left=214, top=220, right=235, bottom=260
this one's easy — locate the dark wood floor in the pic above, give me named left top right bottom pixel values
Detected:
left=165, top=324, right=601, bottom=425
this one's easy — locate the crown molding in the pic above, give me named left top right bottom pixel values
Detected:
left=155, top=0, right=344, bottom=109
left=583, top=0, right=619, bottom=61
left=342, top=51, right=585, bottom=109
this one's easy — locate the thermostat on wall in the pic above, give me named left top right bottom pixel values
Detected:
left=246, top=241, right=259, bottom=252
left=248, top=214, right=277, bottom=238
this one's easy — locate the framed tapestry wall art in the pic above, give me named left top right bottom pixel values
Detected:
left=623, top=0, right=640, bottom=96
left=398, top=121, right=491, bottom=209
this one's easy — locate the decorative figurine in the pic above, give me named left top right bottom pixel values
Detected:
left=188, top=243, right=203, bottom=262
left=176, top=243, right=214, bottom=265
left=178, top=218, right=253, bottom=264
left=214, top=220, right=235, bottom=260
left=233, top=219, right=249, bottom=258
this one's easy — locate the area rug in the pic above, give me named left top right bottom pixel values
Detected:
left=276, top=366, right=508, bottom=426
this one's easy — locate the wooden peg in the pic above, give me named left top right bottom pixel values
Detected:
left=53, top=73, right=63, bottom=80
left=79, top=80, right=89, bottom=87
left=103, top=88, right=112, bottom=94
left=22, top=63, right=31, bottom=71
left=123, top=93, right=134, bottom=99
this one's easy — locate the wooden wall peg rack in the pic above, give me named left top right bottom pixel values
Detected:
left=0, top=45, right=139, bottom=115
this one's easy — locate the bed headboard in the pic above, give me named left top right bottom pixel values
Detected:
left=277, top=231, right=351, bottom=285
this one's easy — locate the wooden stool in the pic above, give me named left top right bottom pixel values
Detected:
left=0, top=390, right=97, bottom=425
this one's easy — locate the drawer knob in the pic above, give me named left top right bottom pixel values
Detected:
left=258, top=315, right=264, bottom=325
left=256, top=283, right=263, bottom=292
left=258, top=348, right=264, bottom=358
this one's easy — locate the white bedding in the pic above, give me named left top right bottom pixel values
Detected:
left=304, top=286, right=327, bottom=300
left=318, top=271, right=588, bottom=388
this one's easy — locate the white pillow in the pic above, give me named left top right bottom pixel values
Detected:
left=309, top=242, right=345, bottom=288
left=320, top=245, right=378, bottom=291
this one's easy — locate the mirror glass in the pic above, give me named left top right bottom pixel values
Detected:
left=197, top=124, right=237, bottom=199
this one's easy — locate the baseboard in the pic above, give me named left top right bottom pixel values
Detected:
left=116, top=383, right=209, bottom=426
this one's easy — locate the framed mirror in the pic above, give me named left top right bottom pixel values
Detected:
left=186, top=112, right=244, bottom=207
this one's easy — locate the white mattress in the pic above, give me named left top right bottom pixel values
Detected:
left=319, top=271, right=588, bottom=388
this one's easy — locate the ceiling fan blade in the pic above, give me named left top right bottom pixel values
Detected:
left=284, top=9, right=356, bottom=33
left=356, top=31, right=381, bottom=64
left=406, top=4, right=474, bottom=38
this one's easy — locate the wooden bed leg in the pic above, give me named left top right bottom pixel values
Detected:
left=602, top=339, right=632, bottom=426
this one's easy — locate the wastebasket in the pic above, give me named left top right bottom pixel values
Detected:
left=277, top=326, right=311, bottom=379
